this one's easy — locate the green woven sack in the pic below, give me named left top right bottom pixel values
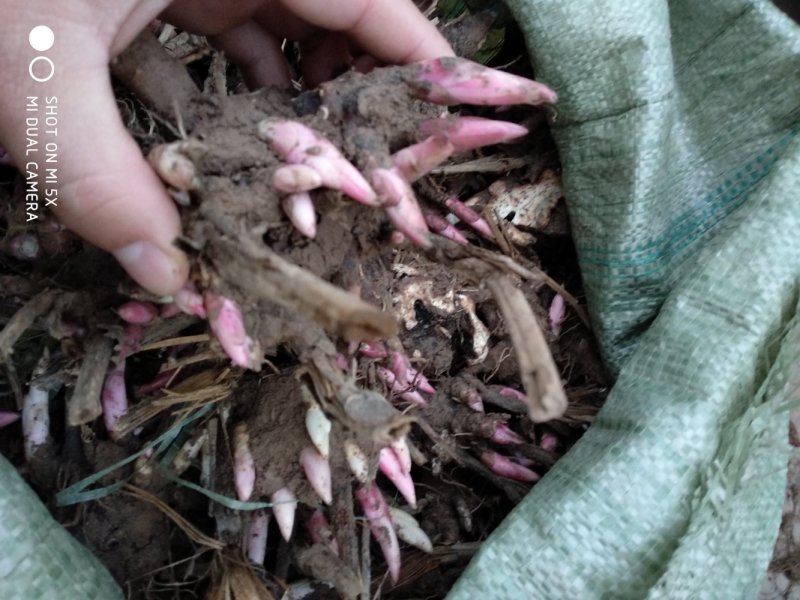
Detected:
left=449, top=0, right=800, bottom=598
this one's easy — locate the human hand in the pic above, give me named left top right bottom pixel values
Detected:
left=0, top=0, right=453, bottom=295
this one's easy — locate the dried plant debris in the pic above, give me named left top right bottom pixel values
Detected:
left=0, top=16, right=610, bottom=600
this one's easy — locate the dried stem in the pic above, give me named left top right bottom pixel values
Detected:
left=485, top=276, right=567, bottom=422
left=68, top=334, right=114, bottom=425
left=0, top=289, right=58, bottom=361
left=212, top=236, right=397, bottom=342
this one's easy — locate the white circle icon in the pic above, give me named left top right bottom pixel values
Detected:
left=29, top=26, right=54, bottom=52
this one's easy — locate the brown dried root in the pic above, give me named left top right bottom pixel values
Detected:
left=0, top=288, right=58, bottom=360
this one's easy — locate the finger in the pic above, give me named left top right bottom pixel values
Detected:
left=278, top=0, right=454, bottom=63
left=160, top=0, right=264, bottom=36
left=111, top=0, right=173, bottom=56
left=11, top=56, right=188, bottom=295
left=61, top=68, right=187, bottom=294
left=209, top=21, right=291, bottom=88
left=299, top=33, right=351, bottom=87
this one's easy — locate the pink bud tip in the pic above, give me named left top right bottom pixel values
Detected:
left=271, top=487, right=297, bottom=541
left=175, top=283, right=207, bottom=318
left=359, top=341, right=388, bottom=359
left=379, top=447, right=417, bottom=508
left=420, top=116, right=528, bottom=153
left=444, top=197, right=494, bottom=239
left=464, top=389, right=485, bottom=412
left=102, top=363, right=128, bottom=436
left=119, top=324, right=145, bottom=358
left=204, top=293, right=257, bottom=369
left=334, top=352, right=350, bottom=371
left=481, top=451, right=540, bottom=483
left=135, top=368, right=178, bottom=395
left=377, top=367, right=427, bottom=406
left=258, top=120, right=377, bottom=206
left=371, top=168, right=431, bottom=248
left=499, top=387, right=528, bottom=403
left=159, top=303, right=183, bottom=319
left=356, top=484, right=401, bottom=583
left=307, top=510, right=339, bottom=555
left=491, top=422, right=526, bottom=445
left=424, top=213, right=469, bottom=245
left=392, top=136, right=454, bottom=182
left=389, top=437, right=412, bottom=475
left=549, top=294, right=567, bottom=336
left=118, top=301, right=159, bottom=325
left=540, top=432, right=558, bottom=452
left=233, top=424, right=256, bottom=501
left=411, top=57, right=558, bottom=107
left=0, top=411, right=20, bottom=428
left=246, top=512, right=269, bottom=564
left=301, top=446, right=333, bottom=505
left=282, top=192, right=317, bottom=239
left=388, top=351, right=435, bottom=395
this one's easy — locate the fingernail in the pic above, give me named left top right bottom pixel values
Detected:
left=114, top=241, right=188, bottom=296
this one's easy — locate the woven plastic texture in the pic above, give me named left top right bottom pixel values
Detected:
left=0, top=455, right=122, bottom=599
left=448, top=0, right=800, bottom=598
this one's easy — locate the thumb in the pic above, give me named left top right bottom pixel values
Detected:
left=56, top=63, right=189, bottom=295
left=0, top=31, right=188, bottom=296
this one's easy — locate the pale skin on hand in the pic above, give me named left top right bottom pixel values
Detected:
left=0, top=0, right=453, bottom=295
